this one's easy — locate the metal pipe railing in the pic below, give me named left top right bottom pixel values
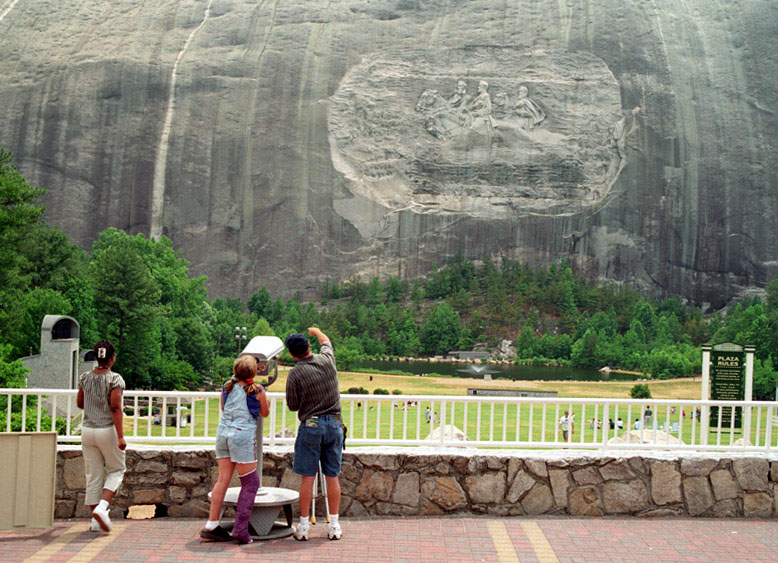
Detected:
left=1, top=388, right=776, bottom=452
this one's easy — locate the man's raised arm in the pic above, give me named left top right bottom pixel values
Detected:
left=308, top=327, right=331, bottom=346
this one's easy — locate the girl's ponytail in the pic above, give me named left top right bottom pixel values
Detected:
left=230, top=356, right=259, bottom=395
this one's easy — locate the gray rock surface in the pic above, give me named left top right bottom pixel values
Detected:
left=710, top=469, right=740, bottom=501
left=602, top=480, right=650, bottom=514
left=683, top=476, right=715, bottom=516
left=1, top=0, right=777, bottom=304
left=733, top=458, right=769, bottom=492
left=650, top=461, right=682, bottom=506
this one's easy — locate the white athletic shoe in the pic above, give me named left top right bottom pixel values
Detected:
left=92, top=505, right=112, bottom=532
left=89, top=518, right=101, bottom=532
left=293, top=521, right=309, bottom=541
left=328, top=522, right=342, bottom=541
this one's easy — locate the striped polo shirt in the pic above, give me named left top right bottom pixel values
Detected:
left=285, top=342, right=340, bottom=422
left=78, top=370, right=125, bottom=428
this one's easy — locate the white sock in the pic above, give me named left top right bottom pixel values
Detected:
left=330, top=514, right=339, bottom=526
left=299, top=516, right=309, bottom=527
left=97, top=500, right=109, bottom=511
left=205, top=520, right=220, bottom=531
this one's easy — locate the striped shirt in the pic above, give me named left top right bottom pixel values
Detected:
left=285, top=342, right=340, bottom=422
left=78, top=370, right=125, bottom=428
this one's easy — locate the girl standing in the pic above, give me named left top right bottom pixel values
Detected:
left=77, top=339, right=126, bottom=532
left=201, top=355, right=269, bottom=544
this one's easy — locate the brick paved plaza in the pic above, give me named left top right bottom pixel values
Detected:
left=4, top=516, right=778, bottom=562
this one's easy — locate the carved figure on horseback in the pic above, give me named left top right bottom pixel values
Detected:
left=415, top=87, right=472, bottom=140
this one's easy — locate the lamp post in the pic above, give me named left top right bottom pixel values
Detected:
left=234, top=326, right=248, bottom=354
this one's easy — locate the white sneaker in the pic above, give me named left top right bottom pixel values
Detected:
left=328, top=522, right=342, bottom=541
left=293, top=521, right=309, bottom=541
left=92, top=505, right=112, bottom=532
left=89, top=518, right=101, bottom=532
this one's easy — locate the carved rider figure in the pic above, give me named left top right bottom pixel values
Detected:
left=468, top=81, right=492, bottom=118
left=492, top=92, right=511, bottom=120
left=513, top=85, right=545, bottom=130
left=467, top=80, right=493, bottom=135
left=448, top=80, right=471, bottom=110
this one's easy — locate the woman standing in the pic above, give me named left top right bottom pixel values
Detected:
left=77, top=339, right=126, bottom=532
left=201, top=355, right=269, bottom=544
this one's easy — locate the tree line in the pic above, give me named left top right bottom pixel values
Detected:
left=1, top=149, right=777, bottom=399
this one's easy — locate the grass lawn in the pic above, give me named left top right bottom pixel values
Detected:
left=123, top=369, right=775, bottom=448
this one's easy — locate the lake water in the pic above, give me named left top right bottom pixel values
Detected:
left=351, top=359, right=641, bottom=382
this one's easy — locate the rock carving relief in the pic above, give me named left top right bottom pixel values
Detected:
left=328, top=49, right=637, bottom=223
left=417, top=80, right=546, bottom=141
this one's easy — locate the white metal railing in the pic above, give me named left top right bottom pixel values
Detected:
left=2, top=388, right=777, bottom=452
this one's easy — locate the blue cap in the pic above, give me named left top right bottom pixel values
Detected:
left=285, top=333, right=309, bottom=357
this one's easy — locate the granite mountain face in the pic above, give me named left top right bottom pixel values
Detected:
left=1, top=0, right=776, bottom=307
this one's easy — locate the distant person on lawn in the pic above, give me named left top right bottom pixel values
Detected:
left=77, top=339, right=126, bottom=533
left=285, top=328, right=344, bottom=541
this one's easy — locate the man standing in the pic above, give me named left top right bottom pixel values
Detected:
left=285, top=327, right=343, bottom=541
left=559, top=411, right=574, bottom=443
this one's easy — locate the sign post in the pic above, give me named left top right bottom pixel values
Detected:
left=703, top=343, right=755, bottom=442
left=700, top=345, right=711, bottom=445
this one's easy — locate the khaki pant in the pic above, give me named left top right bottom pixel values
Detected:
left=82, top=426, right=126, bottom=505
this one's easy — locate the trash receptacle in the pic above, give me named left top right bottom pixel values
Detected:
left=0, top=432, right=57, bottom=529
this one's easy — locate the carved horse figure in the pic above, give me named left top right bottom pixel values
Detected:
left=415, top=89, right=471, bottom=140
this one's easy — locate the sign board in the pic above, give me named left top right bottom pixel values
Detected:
left=709, top=343, right=744, bottom=428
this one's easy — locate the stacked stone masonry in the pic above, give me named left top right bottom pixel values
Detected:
left=55, top=448, right=778, bottom=519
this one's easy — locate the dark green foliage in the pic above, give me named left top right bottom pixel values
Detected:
left=373, top=388, right=390, bottom=395
left=419, top=303, right=461, bottom=355
left=630, top=384, right=652, bottom=399
left=247, top=287, right=272, bottom=318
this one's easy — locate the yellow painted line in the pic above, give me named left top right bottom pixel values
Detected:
left=486, top=521, right=519, bottom=563
left=520, top=521, right=559, bottom=563
left=24, top=522, right=90, bottom=562
left=67, top=522, right=129, bottom=562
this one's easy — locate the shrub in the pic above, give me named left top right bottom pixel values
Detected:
left=373, top=388, right=390, bottom=395
left=630, top=383, right=652, bottom=399
left=346, top=387, right=361, bottom=394
left=392, top=389, right=402, bottom=395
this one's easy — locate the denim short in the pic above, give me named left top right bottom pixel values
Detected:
left=293, top=415, right=343, bottom=477
left=215, top=424, right=257, bottom=464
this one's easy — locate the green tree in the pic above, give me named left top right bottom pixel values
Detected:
left=251, top=317, right=276, bottom=337
left=92, top=228, right=207, bottom=319
left=247, top=287, right=271, bottom=318
left=515, top=325, right=538, bottom=359
left=630, top=383, right=652, bottom=399
left=752, top=359, right=778, bottom=401
left=0, top=150, right=45, bottom=291
left=384, top=276, right=407, bottom=303
left=90, top=236, right=161, bottom=387
left=7, top=288, right=72, bottom=358
left=172, top=317, right=213, bottom=374
left=17, top=226, right=87, bottom=291
left=0, top=344, right=28, bottom=388
left=419, top=303, right=461, bottom=355
left=570, top=328, right=600, bottom=368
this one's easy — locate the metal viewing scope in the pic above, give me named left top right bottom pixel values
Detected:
left=239, top=336, right=284, bottom=387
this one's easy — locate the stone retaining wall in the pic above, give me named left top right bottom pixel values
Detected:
left=55, top=447, right=778, bottom=519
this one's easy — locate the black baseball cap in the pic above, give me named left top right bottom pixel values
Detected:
left=285, top=333, right=309, bottom=357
